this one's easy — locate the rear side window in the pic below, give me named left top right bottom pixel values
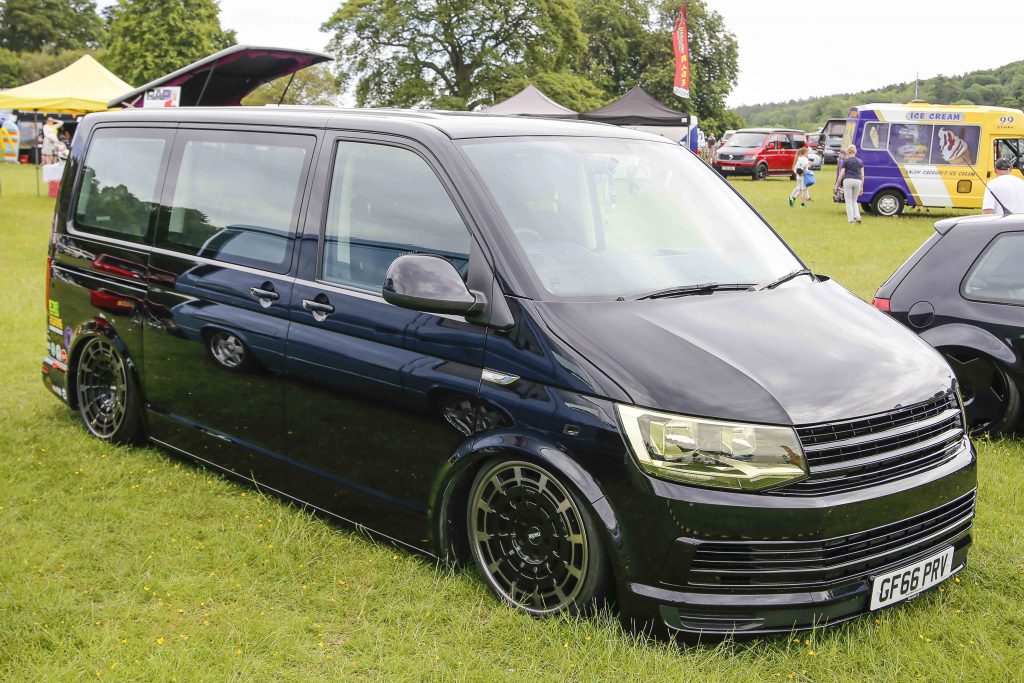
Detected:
left=157, top=130, right=314, bottom=273
left=962, top=232, right=1024, bottom=304
left=321, top=141, right=470, bottom=291
left=73, top=129, right=170, bottom=243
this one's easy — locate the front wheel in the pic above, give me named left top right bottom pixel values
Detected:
left=751, top=163, right=768, bottom=181
left=943, top=350, right=1021, bottom=435
left=467, top=459, right=611, bottom=616
left=74, top=336, right=144, bottom=444
left=870, top=189, right=906, bottom=217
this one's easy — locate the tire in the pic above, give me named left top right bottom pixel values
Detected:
left=870, top=189, right=905, bottom=217
left=74, top=336, right=145, bottom=444
left=467, top=458, right=612, bottom=616
left=942, top=350, right=1022, bottom=435
left=751, top=163, right=768, bottom=181
left=206, top=329, right=255, bottom=372
left=860, top=202, right=873, bottom=214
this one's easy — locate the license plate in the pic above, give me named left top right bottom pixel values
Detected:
left=870, top=547, right=956, bottom=610
left=722, top=165, right=735, bottom=171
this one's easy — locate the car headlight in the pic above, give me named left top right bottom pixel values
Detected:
left=616, top=405, right=808, bottom=491
left=741, top=155, right=757, bottom=162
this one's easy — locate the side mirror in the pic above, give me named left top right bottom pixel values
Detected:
left=766, top=142, right=776, bottom=150
left=382, top=253, right=485, bottom=316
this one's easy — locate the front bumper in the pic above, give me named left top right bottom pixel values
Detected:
left=612, top=439, right=977, bottom=637
left=712, top=161, right=755, bottom=175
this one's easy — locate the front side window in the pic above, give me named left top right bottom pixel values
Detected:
left=157, top=130, right=313, bottom=272
left=963, top=232, right=1024, bottom=304
left=321, top=141, right=470, bottom=291
left=994, top=138, right=1024, bottom=170
left=460, top=136, right=802, bottom=300
left=73, top=129, right=169, bottom=243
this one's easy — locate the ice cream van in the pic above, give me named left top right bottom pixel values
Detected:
left=844, top=102, right=1024, bottom=216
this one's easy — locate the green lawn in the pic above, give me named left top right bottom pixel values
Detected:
left=1, top=162, right=1022, bottom=681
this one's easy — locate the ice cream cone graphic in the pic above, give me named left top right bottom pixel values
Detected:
left=938, top=127, right=973, bottom=165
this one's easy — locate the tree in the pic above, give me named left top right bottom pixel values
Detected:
left=322, top=0, right=590, bottom=110
left=0, top=48, right=23, bottom=88
left=0, top=0, right=104, bottom=53
left=576, top=0, right=740, bottom=134
left=104, top=0, right=236, bottom=86
left=242, top=65, right=341, bottom=107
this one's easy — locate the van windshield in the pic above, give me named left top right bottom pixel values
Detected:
left=725, top=132, right=766, bottom=148
left=459, top=136, right=802, bottom=300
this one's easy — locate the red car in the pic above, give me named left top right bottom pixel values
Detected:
left=712, top=128, right=807, bottom=180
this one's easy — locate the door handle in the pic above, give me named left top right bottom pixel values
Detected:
left=250, top=287, right=279, bottom=300
left=302, top=297, right=335, bottom=321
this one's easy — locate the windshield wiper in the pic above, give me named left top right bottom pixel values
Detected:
left=749, top=268, right=814, bottom=292
left=634, top=282, right=751, bottom=300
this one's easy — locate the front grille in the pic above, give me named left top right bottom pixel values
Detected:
left=688, top=490, right=975, bottom=591
left=782, top=393, right=965, bottom=495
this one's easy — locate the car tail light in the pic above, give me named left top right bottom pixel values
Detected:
left=872, top=297, right=891, bottom=314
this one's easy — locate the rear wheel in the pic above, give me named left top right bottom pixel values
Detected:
left=74, top=336, right=144, bottom=444
left=467, top=459, right=611, bottom=616
left=943, top=350, right=1021, bottom=435
left=751, top=163, right=768, bottom=181
left=870, top=189, right=905, bottom=217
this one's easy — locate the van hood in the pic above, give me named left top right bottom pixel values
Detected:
left=533, top=280, right=954, bottom=426
left=717, top=145, right=758, bottom=157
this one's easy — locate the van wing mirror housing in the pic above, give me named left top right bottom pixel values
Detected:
left=383, top=254, right=486, bottom=317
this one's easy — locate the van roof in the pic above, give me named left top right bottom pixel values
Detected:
left=80, top=105, right=671, bottom=141
left=855, top=102, right=1024, bottom=115
left=734, top=127, right=805, bottom=134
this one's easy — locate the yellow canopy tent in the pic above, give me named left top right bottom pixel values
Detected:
left=0, top=55, right=132, bottom=114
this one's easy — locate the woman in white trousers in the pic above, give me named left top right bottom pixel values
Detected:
left=835, top=144, right=865, bottom=224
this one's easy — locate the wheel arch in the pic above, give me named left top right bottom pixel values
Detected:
left=66, top=322, right=145, bottom=412
left=429, top=429, right=625, bottom=570
left=920, top=323, right=1019, bottom=370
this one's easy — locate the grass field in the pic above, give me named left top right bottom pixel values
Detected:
left=2, top=162, right=1023, bottom=682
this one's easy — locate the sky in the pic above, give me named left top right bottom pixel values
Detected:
left=100, top=0, right=1024, bottom=108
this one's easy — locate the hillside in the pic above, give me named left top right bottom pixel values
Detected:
left=734, top=60, right=1024, bottom=131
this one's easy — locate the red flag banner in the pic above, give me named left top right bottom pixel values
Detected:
left=673, top=5, right=690, bottom=99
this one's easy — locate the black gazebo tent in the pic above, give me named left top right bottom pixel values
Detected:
left=580, top=86, right=688, bottom=126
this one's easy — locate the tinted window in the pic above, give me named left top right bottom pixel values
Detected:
left=963, top=232, right=1024, bottom=304
left=862, top=122, right=889, bottom=151
left=321, top=142, right=470, bottom=291
left=73, top=129, right=169, bottom=243
left=157, top=130, right=313, bottom=273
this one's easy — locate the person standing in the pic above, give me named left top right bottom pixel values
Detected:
left=982, top=157, right=1024, bottom=215
left=835, top=144, right=864, bottom=224
left=789, top=147, right=810, bottom=207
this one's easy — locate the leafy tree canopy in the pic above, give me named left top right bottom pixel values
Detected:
left=322, top=0, right=588, bottom=110
left=242, top=65, right=341, bottom=107
left=578, top=0, right=740, bottom=134
left=103, top=0, right=236, bottom=86
left=0, top=0, right=104, bottom=53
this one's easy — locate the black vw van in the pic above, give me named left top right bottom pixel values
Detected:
left=42, top=104, right=976, bottom=637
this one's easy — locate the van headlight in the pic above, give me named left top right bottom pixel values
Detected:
left=616, top=405, right=808, bottom=491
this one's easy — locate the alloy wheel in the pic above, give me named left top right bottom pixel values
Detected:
left=469, top=461, right=589, bottom=615
left=76, top=337, right=128, bottom=439
left=209, top=330, right=246, bottom=369
left=945, top=352, right=1018, bottom=434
